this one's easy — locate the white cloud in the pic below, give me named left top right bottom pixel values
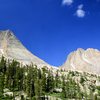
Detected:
left=78, top=4, right=83, bottom=9
left=75, top=4, right=85, bottom=18
left=97, top=0, right=100, bottom=2
left=76, top=9, right=85, bottom=18
left=62, top=0, right=73, bottom=6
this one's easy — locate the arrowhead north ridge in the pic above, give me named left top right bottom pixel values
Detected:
left=0, top=30, right=100, bottom=75
left=0, top=30, right=100, bottom=100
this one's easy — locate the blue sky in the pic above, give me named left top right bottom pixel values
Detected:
left=0, top=0, right=100, bottom=66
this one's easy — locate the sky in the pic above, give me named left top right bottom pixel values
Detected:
left=0, top=0, right=100, bottom=66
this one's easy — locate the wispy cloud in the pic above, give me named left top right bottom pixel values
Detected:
left=75, top=4, right=85, bottom=18
left=62, top=0, right=73, bottom=6
left=97, top=0, right=100, bottom=2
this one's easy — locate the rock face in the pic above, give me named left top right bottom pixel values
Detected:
left=0, top=30, right=50, bottom=67
left=61, top=48, right=100, bottom=75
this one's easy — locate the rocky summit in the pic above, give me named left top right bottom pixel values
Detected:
left=1, top=30, right=100, bottom=74
left=61, top=48, right=100, bottom=75
left=0, top=30, right=50, bottom=68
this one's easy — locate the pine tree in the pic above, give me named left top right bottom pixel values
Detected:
left=46, top=70, right=54, bottom=92
left=0, top=56, right=6, bottom=95
left=35, top=78, right=42, bottom=100
left=55, top=70, right=59, bottom=88
left=0, top=56, right=6, bottom=74
left=0, top=74, right=4, bottom=94
left=62, top=75, right=67, bottom=98
left=41, top=68, right=47, bottom=94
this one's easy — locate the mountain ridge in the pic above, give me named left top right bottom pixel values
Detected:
left=61, top=48, right=100, bottom=74
left=0, top=30, right=51, bottom=68
left=0, top=30, right=100, bottom=74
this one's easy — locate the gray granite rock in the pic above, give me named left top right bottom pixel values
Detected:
left=0, top=30, right=50, bottom=68
left=61, top=48, right=100, bottom=75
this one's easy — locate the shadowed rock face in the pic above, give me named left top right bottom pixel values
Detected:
left=0, top=30, right=50, bottom=67
left=61, top=48, right=100, bottom=75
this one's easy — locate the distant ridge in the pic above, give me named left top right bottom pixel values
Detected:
left=61, top=48, right=100, bottom=75
left=1, top=30, right=100, bottom=74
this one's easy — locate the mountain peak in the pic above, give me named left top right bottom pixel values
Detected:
left=0, top=29, right=13, bottom=35
left=0, top=30, right=50, bottom=68
left=77, top=48, right=84, bottom=51
left=0, top=30, right=16, bottom=41
left=86, top=48, right=99, bottom=52
left=61, top=48, right=100, bottom=75
left=76, top=48, right=85, bottom=54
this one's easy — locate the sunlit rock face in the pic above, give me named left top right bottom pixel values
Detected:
left=61, top=48, right=100, bottom=75
left=0, top=30, right=50, bottom=68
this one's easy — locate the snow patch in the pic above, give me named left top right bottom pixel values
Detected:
left=0, top=49, right=4, bottom=54
left=4, top=92, right=13, bottom=96
left=82, top=53, right=92, bottom=64
left=71, top=62, right=75, bottom=70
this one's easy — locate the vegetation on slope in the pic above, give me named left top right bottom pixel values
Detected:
left=0, top=56, right=100, bottom=100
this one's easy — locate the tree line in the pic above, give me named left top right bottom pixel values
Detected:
left=0, top=56, right=98, bottom=100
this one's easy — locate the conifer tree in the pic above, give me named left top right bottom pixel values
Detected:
left=41, top=67, right=47, bottom=94
left=46, top=70, right=54, bottom=92
left=55, top=70, right=59, bottom=88
left=0, top=56, right=6, bottom=74
left=62, top=75, right=67, bottom=98
left=0, top=74, right=4, bottom=94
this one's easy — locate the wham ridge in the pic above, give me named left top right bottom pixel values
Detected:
left=0, top=30, right=100, bottom=75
